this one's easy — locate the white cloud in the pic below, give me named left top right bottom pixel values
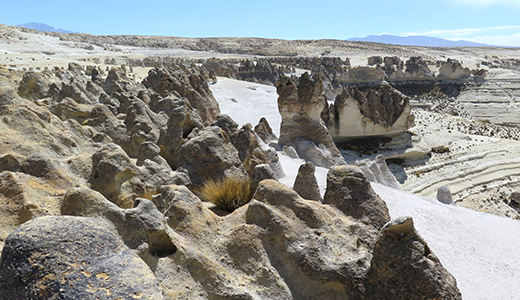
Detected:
left=468, top=33, right=520, bottom=47
left=405, top=25, right=520, bottom=46
left=407, top=25, right=520, bottom=38
left=452, top=0, right=520, bottom=7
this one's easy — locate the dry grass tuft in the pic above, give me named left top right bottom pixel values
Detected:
left=196, top=177, right=253, bottom=212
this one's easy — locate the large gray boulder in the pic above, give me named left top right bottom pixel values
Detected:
left=0, top=216, right=164, bottom=300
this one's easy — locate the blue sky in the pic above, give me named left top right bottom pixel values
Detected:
left=2, top=0, right=520, bottom=46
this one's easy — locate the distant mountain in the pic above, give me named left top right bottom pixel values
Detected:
left=347, top=34, right=491, bottom=47
left=17, top=22, right=76, bottom=34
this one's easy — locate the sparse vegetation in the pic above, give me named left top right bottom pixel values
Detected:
left=196, top=177, right=254, bottom=212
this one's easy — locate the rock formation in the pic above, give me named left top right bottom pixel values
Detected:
left=438, top=58, right=471, bottom=79
left=368, top=56, right=383, bottom=65
left=254, top=117, right=278, bottom=144
left=336, top=66, right=386, bottom=84
left=326, top=84, right=415, bottom=138
left=143, top=67, right=220, bottom=125
left=293, top=162, right=322, bottom=201
left=366, top=217, right=462, bottom=299
left=360, top=155, right=400, bottom=189
left=323, top=165, right=391, bottom=229
left=276, top=73, right=346, bottom=167
left=404, top=56, right=433, bottom=79
left=0, top=63, right=461, bottom=299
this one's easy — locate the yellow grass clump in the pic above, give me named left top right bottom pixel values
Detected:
left=197, top=177, right=253, bottom=212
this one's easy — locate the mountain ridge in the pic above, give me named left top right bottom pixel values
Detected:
left=348, top=34, right=492, bottom=47
left=17, top=22, right=77, bottom=34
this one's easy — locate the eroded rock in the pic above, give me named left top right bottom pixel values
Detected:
left=0, top=216, right=164, bottom=300
left=276, top=73, right=346, bottom=167
left=366, top=217, right=462, bottom=299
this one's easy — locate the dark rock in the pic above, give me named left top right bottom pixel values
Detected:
left=437, top=186, right=453, bottom=204
left=251, top=163, right=277, bottom=194
left=0, top=216, right=164, bottom=299
left=368, top=56, right=383, bottom=65
left=212, top=114, right=240, bottom=144
left=293, top=162, right=322, bottom=201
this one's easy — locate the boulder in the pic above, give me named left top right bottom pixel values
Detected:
left=276, top=73, right=346, bottom=167
left=293, top=162, right=322, bottom=201
left=251, top=163, right=277, bottom=194
left=365, top=217, right=462, bottom=299
left=368, top=56, right=383, bottom=65
left=437, top=186, right=454, bottom=204
left=0, top=216, right=164, bottom=299
left=323, top=165, right=391, bottom=230
left=179, top=126, right=248, bottom=186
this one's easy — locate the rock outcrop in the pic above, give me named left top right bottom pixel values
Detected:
left=326, top=84, right=415, bottom=138
left=143, top=67, right=220, bottom=124
left=254, top=117, right=278, bottom=144
left=0, top=63, right=461, bottom=300
left=438, top=58, right=471, bottom=79
left=276, top=73, right=346, bottom=167
left=336, top=66, right=386, bottom=84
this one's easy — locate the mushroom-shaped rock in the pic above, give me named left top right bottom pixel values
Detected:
left=0, top=216, right=164, bottom=299
left=366, top=217, right=462, bottom=299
